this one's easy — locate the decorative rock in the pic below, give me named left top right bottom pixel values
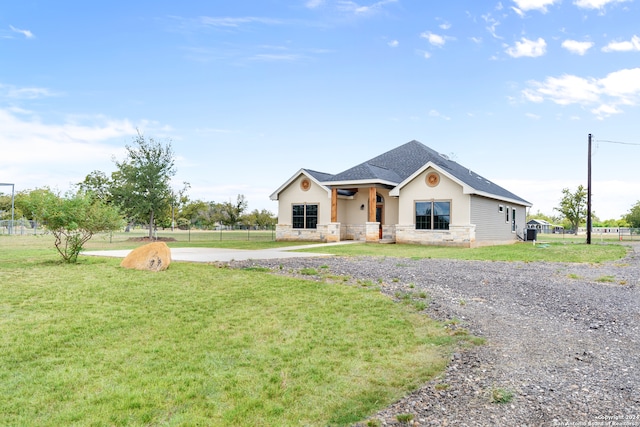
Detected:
left=120, top=242, right=171, bottom=271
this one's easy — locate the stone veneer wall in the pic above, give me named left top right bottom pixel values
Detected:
left=277, top=223, right=476, bottom=246
left=365, top=222, right=380, bottom=242
left=395, top=224, right=476, bottom=248
left=276, top=223, right=340, bottom=242
left=340, top=224, right=366, bottom=241
left=382, top=225, right=396, bottom=241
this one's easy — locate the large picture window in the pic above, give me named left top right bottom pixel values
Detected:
left=292, top=204, right=318, bottom=229
left=415, top=201, right=450, bottom=230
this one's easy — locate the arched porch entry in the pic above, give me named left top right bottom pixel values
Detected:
left=329, top=186, right=387, bottom=242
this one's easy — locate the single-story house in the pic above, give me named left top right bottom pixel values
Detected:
left=527, top=219, right=564, bottom=234
left=270, top=140, right=532, bottom=247
left=527, top=219, right=552, bottom=233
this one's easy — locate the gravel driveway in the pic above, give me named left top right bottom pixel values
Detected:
left=231, top=243, right=640, bottom=426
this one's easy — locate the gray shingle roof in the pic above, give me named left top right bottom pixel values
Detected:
left=303, top=169, right=334, bottom=182
left=322, top=140, right=531, bottom=206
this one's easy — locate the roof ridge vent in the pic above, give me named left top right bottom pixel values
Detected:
left=439, top=153, right=450, bottom=161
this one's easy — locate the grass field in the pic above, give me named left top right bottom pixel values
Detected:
left=79, top=230, right=632, bottom=264
left=0, top=235, right=480, bottom=426
left=0, top=233, right=629, bottom=425
left=296, top=240, right=630, bottom=263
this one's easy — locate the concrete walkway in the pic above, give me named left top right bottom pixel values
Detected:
left=82, top=241, right=358, bottom=263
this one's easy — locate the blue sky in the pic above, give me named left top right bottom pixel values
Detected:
left=1, top=0, right=639, bottom=220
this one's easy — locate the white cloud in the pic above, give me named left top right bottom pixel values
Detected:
left=0, top=107, right=140, bottom=191
left=199, top=16, right=281, bottom=28
left=388, top=39, right=399, bottom=47
left=421, top=31, right=446, bottom=47
left=599, top=68, right=640, bottom=101
left=482, top=14, right=502, bottom=39
left=0, top=84, right=57, bottom=99
left=336, top=0, right=398, bottom=15
left=523, top=67, right=640, bottom=118
left=428, top=109, right=451, bottom=120
left=439, top=21, right=451, bottom=30
left=602, top=35, right=640, bottom=52
left=249, top=53, right=305, bottom=62
left=591, top=104, right=622, bottom=117
left=523, top=90, right=544, bottom=103
left=525, top=112, right=541, bottom=119
left=512, top=0, right=559, bottom=12
left=524, top=75, right=601, bottom=105
left=562, top=39, right=595, bottom=55
left=505, top=37, right=547, bottom=57
left=305, top=0, right=325, bottom=8
left=574, top=0, right=631, bottom=9
left=9, top=25, right=34, bottom=39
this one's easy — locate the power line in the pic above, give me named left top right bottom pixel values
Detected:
left=595, top=139, right=640, bottom=146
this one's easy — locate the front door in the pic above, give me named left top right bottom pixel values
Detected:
left=376, top=194, right=384, bottom=239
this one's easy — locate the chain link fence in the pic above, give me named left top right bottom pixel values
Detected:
left=610, top=228, right=640, bottom=242
left=0, top=220, right=277, bottom=242
left=0, top=220, right=43, bottom=235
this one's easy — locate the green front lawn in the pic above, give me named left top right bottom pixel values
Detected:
left=297, top=241, right=629, bottom=263
left=0, top=239, right=475, bottom=426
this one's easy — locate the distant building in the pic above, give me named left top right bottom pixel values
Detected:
left=527, top=219, right=564, bottom=234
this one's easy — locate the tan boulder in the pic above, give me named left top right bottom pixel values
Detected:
left=120, top=242, right=171, bottom=272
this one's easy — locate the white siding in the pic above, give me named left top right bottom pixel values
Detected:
left=470, top=195, right=526, bottom=242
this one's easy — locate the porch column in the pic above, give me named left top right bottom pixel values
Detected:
left=368, top=187, right=376, bottom=222
left=331, top=188, right=338, bottom=222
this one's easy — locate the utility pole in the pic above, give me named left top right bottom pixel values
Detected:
left=587, top=134, right=592, bottom=245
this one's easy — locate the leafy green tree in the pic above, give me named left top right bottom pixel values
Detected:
left=593, top=218, right=628, bottom=228
left=77, top=170, right=113, bottom=203
left=0, top=193, right=15, bottom=220
left=32, top=190, right=123, bottom=263
left=625, top=201, right=640, bottom=228
left=200, top=202, right=224, bottom=229
left=167, top=183, right=191, bottom=230
left=111, top=132, right=184, bottom=239
left=243, top=209, right=277, bottom=229
left=15, top=188, right=57, bottom=222
left=1, top=189, right=49, bottom=221
left=554, top=185, right=587, bottom=234
left=219, top=194, right=248, bottom=228
left=180, top=200, right=213, bottom=228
